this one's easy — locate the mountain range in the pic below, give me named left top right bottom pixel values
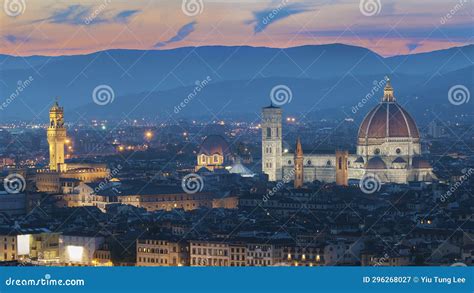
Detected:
left=0, top=43, right=473, bottom=123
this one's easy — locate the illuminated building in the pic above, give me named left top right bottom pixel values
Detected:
left=93, top=244, right=113, bottom=266
left=282, top=245, right=324, bottom=266
left=47, top=101, right=66, bottom=172
left=190, top=240, right=231, bottom=266
left=262, top=79, right=436, bottom=184
left=93, top=181, right=238, bottom=212
left=246, top=243, right=281, bottom=266
left=136, top=238, right=189, bottom=266
left=59, top=233, right=104, bottom=266
left=294, top=137, right=303, bottom=189
left=0, top=228, right=59, bottom=263
left=0, top=230, right=17, bottom=261
left=195, top=135, right=232, bottom=171
left=229, top=244, right=246, bottom=266
left=36, top=101, right=109, bottom=193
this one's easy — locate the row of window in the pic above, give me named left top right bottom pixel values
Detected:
left=191, top=248, right=228, bottom=256
left=138, top=257, right=178, bottom=264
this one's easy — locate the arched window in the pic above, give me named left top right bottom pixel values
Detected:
left=266, top=128, right=271, bottom=138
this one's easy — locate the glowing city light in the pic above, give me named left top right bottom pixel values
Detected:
left=145, top=131, right=153, bottom=139
left=66, top=245, right=84, bottom=262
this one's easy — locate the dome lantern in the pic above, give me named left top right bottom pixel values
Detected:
left=383, top=77, right=395, bottom=102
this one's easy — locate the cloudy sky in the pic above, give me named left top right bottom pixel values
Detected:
left=0, top=0, right=472, bottom=56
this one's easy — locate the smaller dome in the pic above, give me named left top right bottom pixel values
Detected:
left=229, top=162, right=255, bottom=177
left=412, top=157, right=431, bottom=169
left=199, top=135, right=231, bottom=157
left=367, top=157, right=387, bottom=169
left=393, top=157, right=406, bottom=164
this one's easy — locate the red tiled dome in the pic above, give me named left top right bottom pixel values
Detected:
left=199, top=135, right=231, bottom=156
left=358, top=79, right=419, bottom=140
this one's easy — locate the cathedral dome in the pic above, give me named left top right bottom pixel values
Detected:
left=198, top=135, right=231, bottom=157
left=358, top=79, right=419, bottom=140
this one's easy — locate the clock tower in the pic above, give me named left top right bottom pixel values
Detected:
left=47, top=100, right=66, bottom=172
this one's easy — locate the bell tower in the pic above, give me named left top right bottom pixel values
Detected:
left=335, top=150, right=349, bottom=186
left=262, top=105, right=282, bottom=181
left=47, top=99, right=66, bottom=172
left=294, top=137, right=304, bottom=189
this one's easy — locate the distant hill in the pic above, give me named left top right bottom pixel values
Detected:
left=0, top=44, right=472, bottom=121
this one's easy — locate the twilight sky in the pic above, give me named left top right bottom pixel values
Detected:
left=0, top=0, right=472, bottom=57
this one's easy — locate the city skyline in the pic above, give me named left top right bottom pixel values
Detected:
left=0, top=1, right=473, bottom=287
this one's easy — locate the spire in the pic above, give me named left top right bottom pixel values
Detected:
left=296, top=137, right=303, bottom=156
left=294, top=137, right=304, bottom=189
left=51, top=97, right=61, bottom=110
left=383, top=77, right=395, bottom=102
